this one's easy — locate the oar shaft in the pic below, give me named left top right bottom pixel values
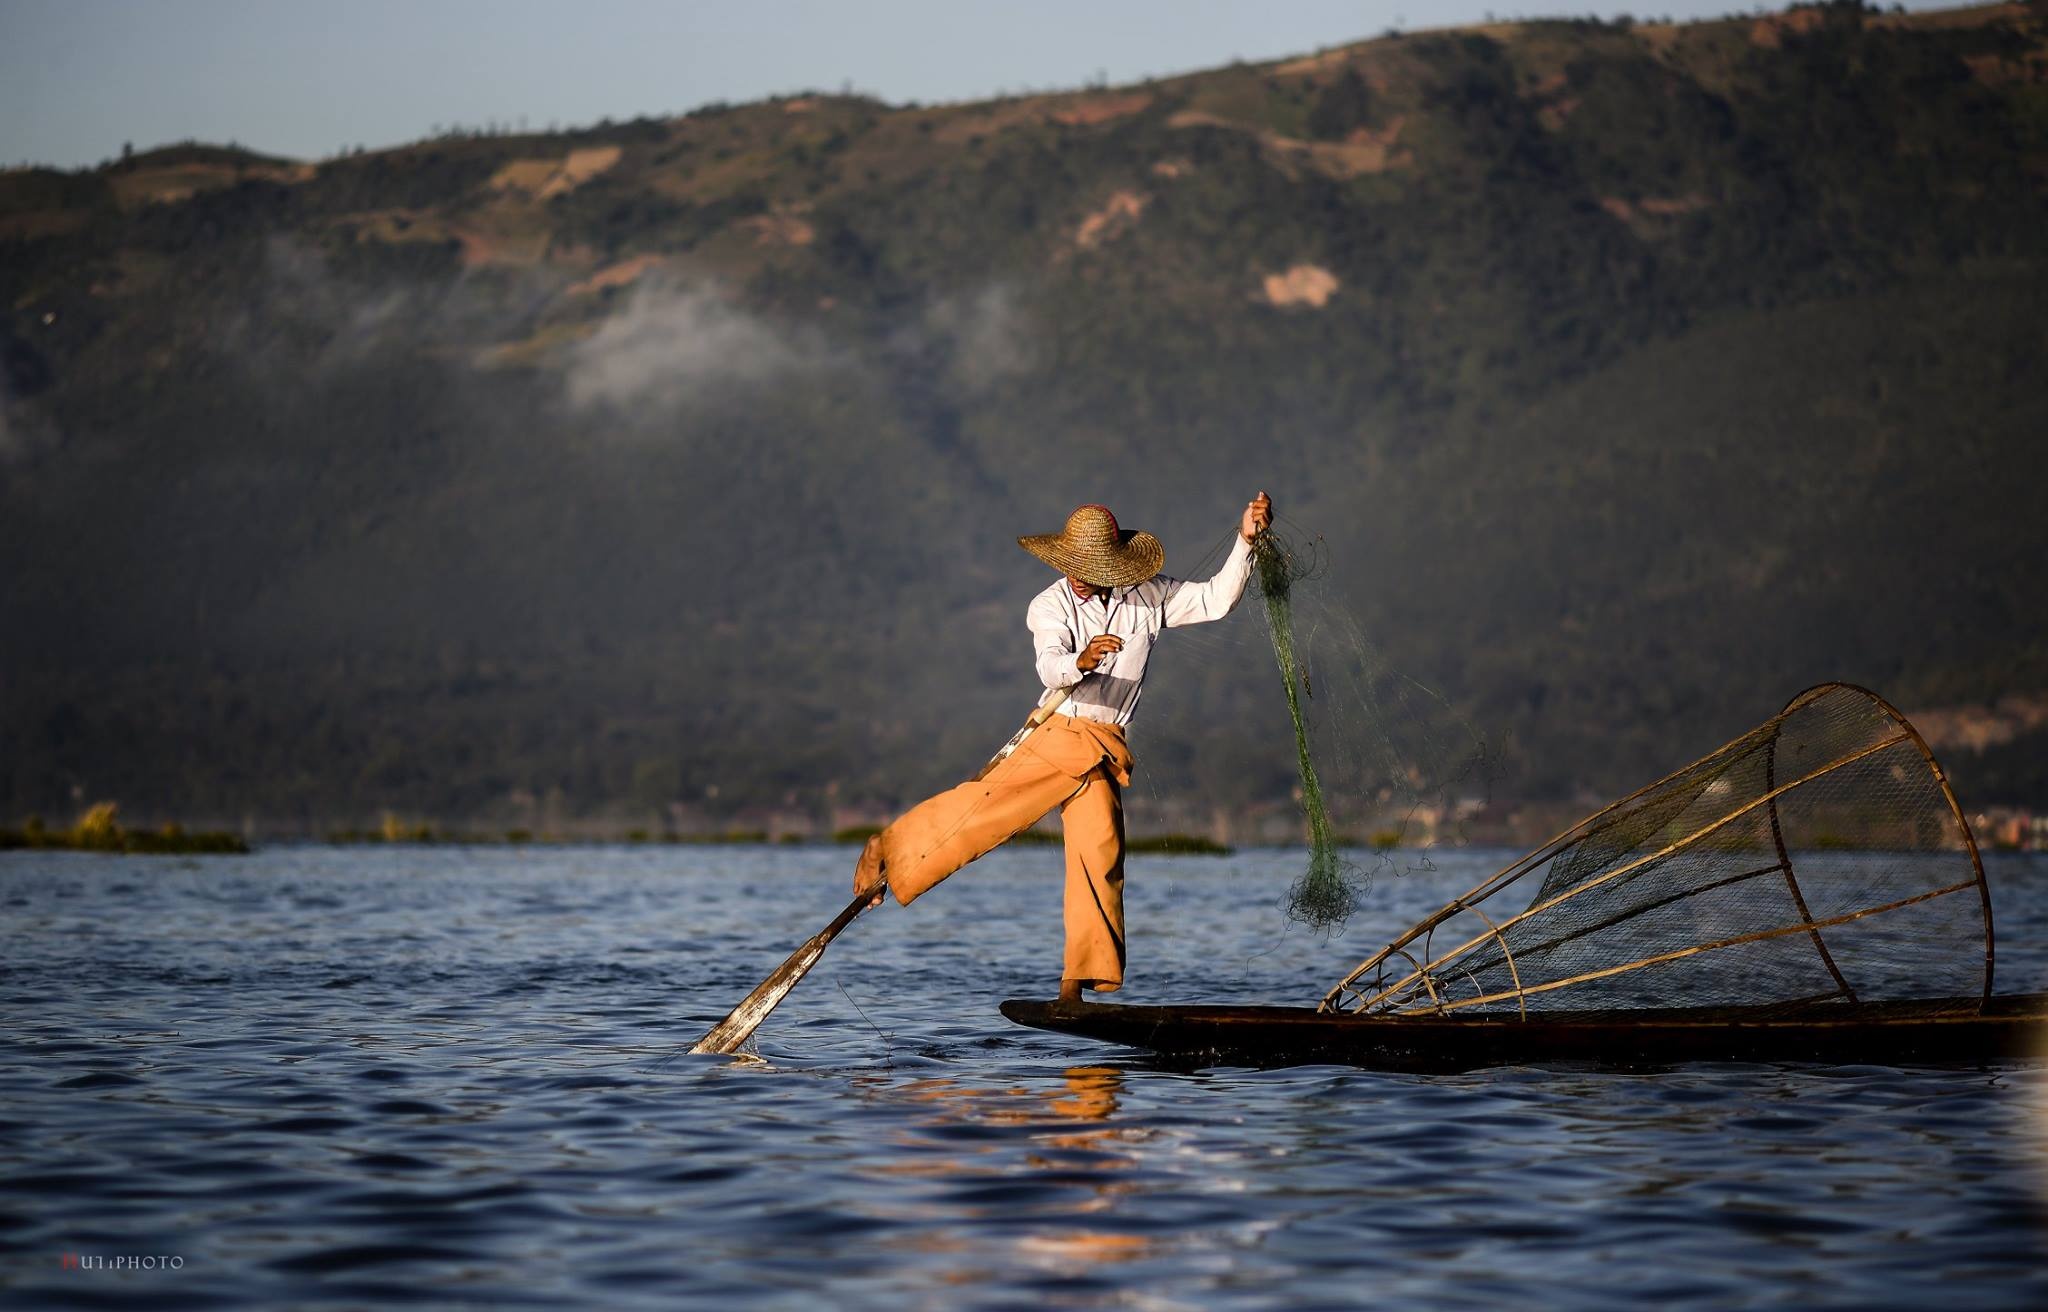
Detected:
left=972, top=687, right=1072, bottom=782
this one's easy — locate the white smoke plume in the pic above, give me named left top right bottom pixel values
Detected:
left=217, top=237, right=510, bottom=387
left=563, top=279, right=835, bottom=414
left=921, top=283, right=1037, bottom=391
left=218, top=241, right=1034, bottom=426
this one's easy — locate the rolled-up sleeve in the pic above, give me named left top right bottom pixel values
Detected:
left=1028, top=592, right=1085, bottom=689
left=1160, top=534, right=1256, bottom=628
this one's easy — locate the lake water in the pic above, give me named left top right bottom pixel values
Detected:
left=4, top=845, right=2047, bottom=1309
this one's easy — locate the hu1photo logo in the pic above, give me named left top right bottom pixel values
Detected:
left=61, top=1253, right=185, bottom=1271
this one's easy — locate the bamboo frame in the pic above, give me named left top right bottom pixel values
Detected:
left=1345, top=730, right=1908, bottom=1015
left=1764, top=728, right=1858, bottom=1004
left=1320, top=683, right=1996, bottom=1020
left=1446, top=894, right=1527, bottom=1019
left=1829, top=685, right=1995, bottom=1011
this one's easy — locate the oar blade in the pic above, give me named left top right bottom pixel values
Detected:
left=689, top=891, right=875, bottom=1055
left=690, top=936, right=832, bottom=1054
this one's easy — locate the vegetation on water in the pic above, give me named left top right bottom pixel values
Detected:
left=0, top=803, right=248, bottom=854
left=4, top=2, right=2047, bottom=835
left=1126, top=833, right=1234, bottom=855
left=0, top=807, right=1905, bottom=855
left=308, top=822, right=1227, bottom=849
left=323, top=817, right=787, bottom=845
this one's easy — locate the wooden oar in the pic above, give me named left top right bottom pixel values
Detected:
left=689, top=687, right=1075, bottom=1055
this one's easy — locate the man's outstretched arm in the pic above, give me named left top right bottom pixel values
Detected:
left=1160, top=491, right=1273, bottom=628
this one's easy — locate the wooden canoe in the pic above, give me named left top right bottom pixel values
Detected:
left=999, top=992, right=2048, bottom=1071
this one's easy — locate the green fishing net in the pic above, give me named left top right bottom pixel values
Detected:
left=1254, top=532, right=1364, bottom=931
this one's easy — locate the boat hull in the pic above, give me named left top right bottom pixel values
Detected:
left=999, top=994, right=2048, bottom=1071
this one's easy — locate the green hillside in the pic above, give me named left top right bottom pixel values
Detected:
left=3, top=0, right=2046, bottom=835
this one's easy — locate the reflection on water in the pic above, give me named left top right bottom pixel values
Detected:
left=1027, top=1068, right=1159, bottom=1269
left=1050, top=1065, right=1125, bottom=1122
left=870, top=1066, right=1159, bottom=1272
left=1, top=846, right=2046, bottom=1308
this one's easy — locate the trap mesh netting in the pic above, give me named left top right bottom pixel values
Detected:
left=1321, top=684, right=1993, bottom=1019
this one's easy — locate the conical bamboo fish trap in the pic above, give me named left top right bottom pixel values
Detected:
left=1322, top=684, right=1993, bottom=1019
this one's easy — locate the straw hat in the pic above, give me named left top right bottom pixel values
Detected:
left=1018, top=504, right=1164, bottom=588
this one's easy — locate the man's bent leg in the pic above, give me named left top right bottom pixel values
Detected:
left=1059, top=767, right=1127, bottom=994
left=874, top=748, right=1081, bottom=906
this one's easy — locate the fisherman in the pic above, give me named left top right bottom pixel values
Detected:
left=855, top=492, right=1274, bottom=1002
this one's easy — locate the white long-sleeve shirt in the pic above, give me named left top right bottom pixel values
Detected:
left=1027, top=533, right=1256, bottom=727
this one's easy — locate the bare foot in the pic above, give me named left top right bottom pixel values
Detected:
left=854, top=834, right=886, bottom=909
left=1059, top=978, right=1084, bottom=1003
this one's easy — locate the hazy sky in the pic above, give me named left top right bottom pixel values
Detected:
left=1, top=0, right=1975, bottom=169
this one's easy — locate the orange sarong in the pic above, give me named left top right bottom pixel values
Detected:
left=878, top=715, right=1133, bottom=992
